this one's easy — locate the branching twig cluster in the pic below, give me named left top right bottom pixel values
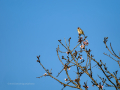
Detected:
left=36, top=27, right=120, bottom=90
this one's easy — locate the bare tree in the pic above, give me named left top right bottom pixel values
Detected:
left=36, top=27, right=120, bottom=90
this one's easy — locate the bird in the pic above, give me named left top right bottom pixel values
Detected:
left=77, top=27, right=84, bottom=35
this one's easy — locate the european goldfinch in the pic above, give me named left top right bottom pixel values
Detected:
left=77, top=27, right=84, bottom=35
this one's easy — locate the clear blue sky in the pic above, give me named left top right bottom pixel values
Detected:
left=0, top=0, right=120, bottom=90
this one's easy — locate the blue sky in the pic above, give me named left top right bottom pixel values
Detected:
left=0, top=0, right=120, bottom=90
